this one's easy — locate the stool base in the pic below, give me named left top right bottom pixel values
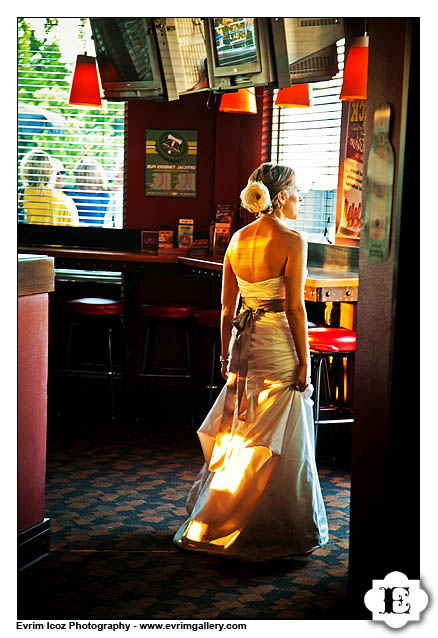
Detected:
left=138, top=314, right=194, bottom=423
left=56, top=314, right=125, bottom=421
left=311, top=350, right=355, bottom=463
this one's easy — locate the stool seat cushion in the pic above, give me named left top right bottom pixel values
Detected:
left=308, top=326, right=356, bottom=352
left=68, top=297, right=126, bottom=316
left=141, top=304, right=196, bottom=320
left=195, top=308, right=221, bottom=327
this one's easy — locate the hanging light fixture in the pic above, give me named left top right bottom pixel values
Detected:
left=275, top=84, right=311, bottom=108
left=340, top=35, right=369, bottom=101
left=219, top=88, right=257, bottom=115
left=69, top=54, right=102, bottom=107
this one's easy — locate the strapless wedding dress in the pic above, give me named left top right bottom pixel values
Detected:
left=173, top=275, right=329, bottom=562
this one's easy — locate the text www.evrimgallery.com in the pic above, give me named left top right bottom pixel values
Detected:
left=17, top=621, right=248, bottom=632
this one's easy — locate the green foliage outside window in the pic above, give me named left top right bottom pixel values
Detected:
left=18, top=18, right=124, bottom=182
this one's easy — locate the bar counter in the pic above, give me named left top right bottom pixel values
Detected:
left=18, top=245, right=359, bottom=302
left=17, top=244, right=189, bottom=264
left=179, top=255, right=359, bottom=302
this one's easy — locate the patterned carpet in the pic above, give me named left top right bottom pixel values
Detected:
left=18, top=400, right=352, bottom=620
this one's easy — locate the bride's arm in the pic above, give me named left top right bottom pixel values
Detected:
left=220, top=249, right=239, bottom=379
left=284, top=233, right=310, bottom=390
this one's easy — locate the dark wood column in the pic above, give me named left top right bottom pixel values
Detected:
left=348, top=17, right=419, bottom=614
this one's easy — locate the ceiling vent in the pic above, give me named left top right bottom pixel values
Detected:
left=298, top=18, right=341, bottom=28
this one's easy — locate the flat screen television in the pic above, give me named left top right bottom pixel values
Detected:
left=204, top=17, right=277, bottom=91
left=270, top=18, right=345, bottom=87
left=152, top=18, right=208, bottom=100
left=90, top=18, right=165, bottom=100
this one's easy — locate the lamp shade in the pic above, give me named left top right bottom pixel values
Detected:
left=340, top=36, right=369, bottom=101
left=69, top=55, right=102, bottom=107
left=219, top=88, right=257, bottom=114
left=275, top=84, right=310, bottom=108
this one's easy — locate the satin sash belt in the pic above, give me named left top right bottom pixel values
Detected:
left=219, top=297, right=286, bottom=434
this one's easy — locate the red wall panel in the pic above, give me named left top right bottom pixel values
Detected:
left=18, top=293, right=49, bottom=532
left=125, top=92, right=216, bottom=232
left=125, top=89, right=266, bottom=233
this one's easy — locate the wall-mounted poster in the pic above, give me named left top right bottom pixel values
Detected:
left=336, top=101, right=366, bottom=243
left=145, top=129, right=197, bottom=198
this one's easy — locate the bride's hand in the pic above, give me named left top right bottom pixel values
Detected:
left=293, top=363, right=310, bottom=392
left=221, top=362, right=229, bottom=380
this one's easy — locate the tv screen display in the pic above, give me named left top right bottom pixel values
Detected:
left=213, top=18, right=258, bottom=68
left=91, top=18, right=156, bottom=85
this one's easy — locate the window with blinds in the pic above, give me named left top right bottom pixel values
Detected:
left=271, top=39, right=345, bottom=243
left=18, top=18, right=125, bottom=228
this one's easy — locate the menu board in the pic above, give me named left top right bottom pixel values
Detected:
left=145, top=129, right=197, bottom=198
left=336, top=101, right=366, bottom=243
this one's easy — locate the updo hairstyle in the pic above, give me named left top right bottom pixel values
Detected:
left=240, top=162, right=295, bottom=215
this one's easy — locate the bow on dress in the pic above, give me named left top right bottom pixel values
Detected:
left=218, top=298, right=285, bottom=436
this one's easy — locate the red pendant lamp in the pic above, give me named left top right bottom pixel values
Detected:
left=340, top=36, right=369, bottom=101
left=219, top=88, right=257, bottom=114
left=69, top=54, right=102, bottom=107
left=275, top=84, right=310, bottom=108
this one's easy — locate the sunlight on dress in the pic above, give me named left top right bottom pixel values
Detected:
left=173, top=275, right=329, bottom=561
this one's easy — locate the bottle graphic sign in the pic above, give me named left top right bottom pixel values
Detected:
left=363, top=103, right=395, bottom=262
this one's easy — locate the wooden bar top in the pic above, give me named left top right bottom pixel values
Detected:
left=179, top=255, right=358, bottom=283
left=18, top=253, right=55, bottom=297
left=17, top=245, right=359, bottom=302
left=179, top=255, right=223, bottom=271
left=18, top=245, right=189, bottom=263
left=179, top=255, right=358, bottom=302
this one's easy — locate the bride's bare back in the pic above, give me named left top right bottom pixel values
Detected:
left=226, top=216, right=303, bottom=283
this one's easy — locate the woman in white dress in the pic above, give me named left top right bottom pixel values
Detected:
left=174, top=163, right=329, bottom=561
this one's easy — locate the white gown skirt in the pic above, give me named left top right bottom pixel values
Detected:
left=173, top=309, right=329, bottom=562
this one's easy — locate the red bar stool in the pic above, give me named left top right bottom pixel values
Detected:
left=138, top=304, right=196, bottom=415
left=65, top=297, right=126, bottom=420
left=308, top=326, right=356, bottom=449
left=194, top=308, right=223, bottom=410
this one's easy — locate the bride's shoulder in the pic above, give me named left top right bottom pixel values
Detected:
left=280, top=229, right=308, bottom=260
left=229, top=220, right=257, bottom=242
left=281, top=227, right=308, bottom=245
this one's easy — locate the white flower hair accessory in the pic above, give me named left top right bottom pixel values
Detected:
left=240, top=181, right=272, bottom=213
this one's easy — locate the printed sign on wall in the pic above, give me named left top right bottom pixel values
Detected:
left=363, top=102, right=395, bottom=263
left=145, top=129, right=197, bottom=198
left=336, top=101, right=366, bottom=242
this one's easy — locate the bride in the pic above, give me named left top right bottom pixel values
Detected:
left=173, top=162, right=329, bottom=562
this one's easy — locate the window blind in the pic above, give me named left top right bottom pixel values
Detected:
left=271, top=39, right=345, bottom=242
left=18, top=18, right=125, bottom=228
